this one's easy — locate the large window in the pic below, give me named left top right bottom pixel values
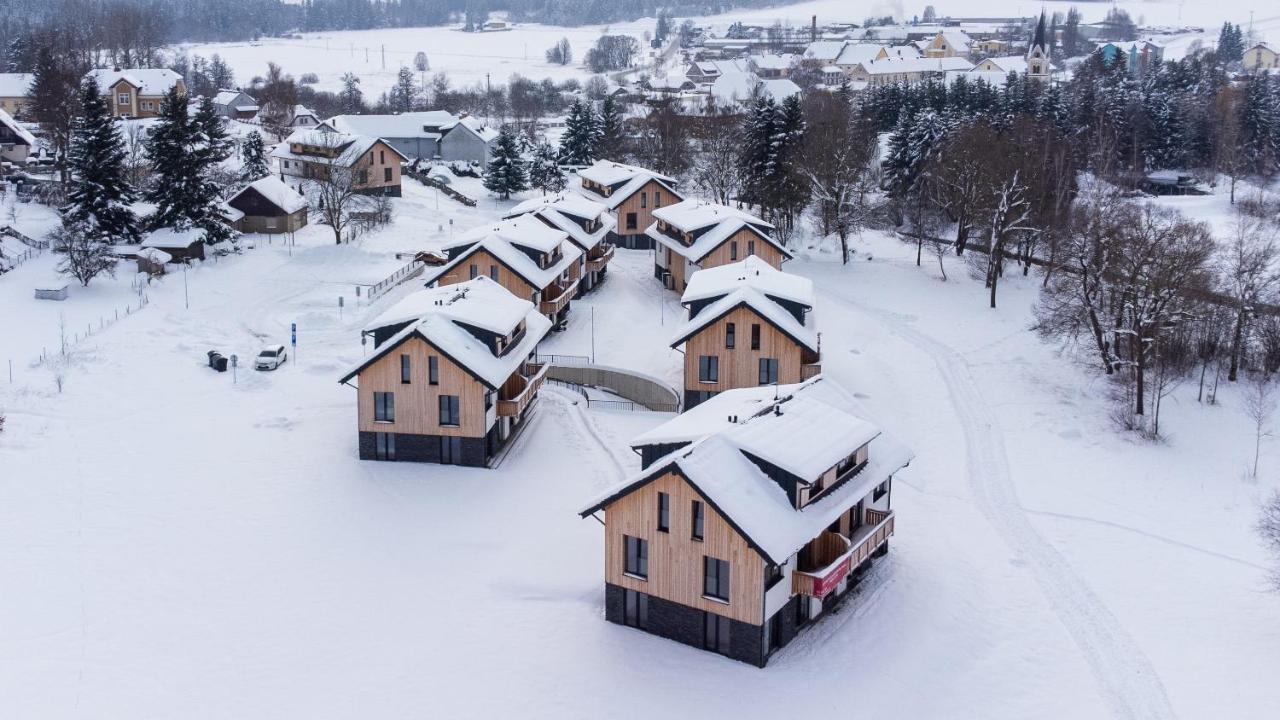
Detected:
left=758, top=358, right=779, bottom=385
left=625, top=212, right=638, bottom=230
left=439, top=395, right=460, bottom=426
left=730, top=240, right=738, bottom=261
left=624, top=535, right=648, bottom=578
left=374, top=431, right=395, bottom=460
left=383, top=167, right=392, bottom=182
left=725, top=322, right=735, bottom=349
left=373, top=392, right=395, bottom=422
left=703, top=612, right=730, bottom=655
left=750, top=324, right=761, bottom=350
left=691, top=500, right=704, bottom=541
left=657, top=492, right=670, bottom=532
left=469, top=264, right=478, bottom=279
left=400, top=354, right=411, bottom=384
left=428, top=356, right=439, bottom=385
left=703, top=556, right=730, bottom=601
left=439, top=435, right=462, bottom=464
left=698, top=356, right=719, bottom=383
left=624, top=589, right=649, bottom=628
left=489, top=265, right=499, bottom=281
left=640, top=191, right=648, bottom=209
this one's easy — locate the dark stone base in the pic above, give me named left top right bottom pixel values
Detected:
left=357, top=431, right=487, bottom=466
left=604, top=583, right=767, bottom=667
left=684, top=390, right=718, bottom=409
left=612, top=232, right=653, bottom=250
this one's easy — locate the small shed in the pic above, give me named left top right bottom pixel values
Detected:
left=226, top=176, right=309, bottom=234
left=142, top=227, right=206, bottom=262
left=136, top=247, right=172, bottom=275
left=34, top=281, right=68, bottom=300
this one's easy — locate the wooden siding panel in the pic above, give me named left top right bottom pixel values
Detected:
left=681, top=305, right=805, bottom=394
left=603, top=471, right=765, bottom=625
left=613, top=179, right=681, bottom=236
left=356, top=336, right=490, bottom=437
left=697, top=227, right=784, bottom=271
left=436, top=248, right=538, bottom=301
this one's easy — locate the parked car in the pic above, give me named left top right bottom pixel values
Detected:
left=255, top=344, right=288, bottom=370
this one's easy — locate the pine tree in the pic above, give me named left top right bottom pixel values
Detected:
left=1218, top=22, right=1244, bottom=64
left=529, top=142, right=566, bottom=195
left=483, top=127, right=529, bottom=200
left=339, top=72, right=364, bottom=113
left=597, top=95, right=624, bottom=156
left=1240, top=76, right=1279, bottom=177
left=769, top=94, right=810, bottom=235
left=240, top=131, right=269, bottom=183
left=559, top=99, right=599, bottom=165
left=391, top=66, right=417, bottom=112
left=191, top=96, right=237, bottom=245
left=144, top=85, right=197, bottom=230
left=738, top=96, right=778, bottom=211
left=63, top=76, right=140, bottom=244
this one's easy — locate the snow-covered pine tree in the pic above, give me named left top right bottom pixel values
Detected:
left=391, top=66, right=417, bottom=112
left=559, top=99, right=599, bottom=165
left=483, top=127, right=529, bottom=200
left=596, top=95, right=624, bottom=157
left=738, top=96, right=778, bottom=213
left=240, top=131, right=270, bottom=183
left=144, top=85, right=196, bottom=231
left=63, top=75, right=139, bottom=244
left=529, top=142, right=566, bottom=195
left=769, top=94, right=810, bottom=236
left=190, top=96, right=237, bottom=245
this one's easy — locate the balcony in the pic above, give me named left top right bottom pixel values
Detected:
left=801, top=363, right=822, bottom=380
left=496, top=362, right=548, bottom=417
left=539, top=278, right=579, bottom=317
left=792, top=511, right=895, bottom=598
left=586, top=244, right=615, bottom=274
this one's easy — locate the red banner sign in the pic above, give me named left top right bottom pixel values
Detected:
left=810, top=556, right=852, bottom=598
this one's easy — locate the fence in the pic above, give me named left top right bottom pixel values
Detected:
left=0, top=245, right=41, bottom=273
left=544, top=363, right=681, bottom=413
left=405, top=168, right=479, bottom=207
left=366, top=259, right=426, bottom=302
left=534, top=353, right=590, bottom=366
left=29, top=293, right=150, bottom=369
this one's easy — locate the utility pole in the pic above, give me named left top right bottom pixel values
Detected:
left=183, top=261, right=189, bottom=309
left=486, top=73, right=491, bottom=94
left=381, top=44, right=386, bottom=69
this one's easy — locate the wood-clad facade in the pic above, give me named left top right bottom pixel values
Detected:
left=355, top=335, right=489, bottom=438
left=656, top=224, right=786, bottom=294
left=603, top=470, right=765, bottom=626
left=601, top=178, right=681, bottom=250
left=436, top=248, right=538, bottom=304
left=679, top=304, right=817, bottom=408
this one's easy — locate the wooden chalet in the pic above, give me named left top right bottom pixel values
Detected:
left=646, top=200, right=791, bottom=294
left=580, top=377, right=912, bottom=667
left=269, top=129, right=407, bottom=197
left=226, top=176, right=309, bottom=234
left=670, top=256, right=819, bottom=408
left=575, top=160, right=682, bottom=250
left=85, top=68, right=185, bottom=118
left=505, top=192, right=616, bottom=294
left=338, top=278, right=552, bottom=466
left=424, top=215, right=583, bottom=330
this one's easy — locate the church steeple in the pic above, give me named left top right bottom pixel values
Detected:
left=1027, top=10, right=1050, bottom=81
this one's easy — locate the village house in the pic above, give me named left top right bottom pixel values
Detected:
left=424, top=214, right=583, bottom=330
left=506, top=192, right=616, bottom=294
left=322, top=111, right=500, bottom=164
left=85, top=68, right=185, bottom=118
left=0, top=73, right=32, bottom=117
left=579, top=377, right=912, bottom=666
left=1244, top=42, right=1279, bottom=71
left=746, top=54, right=795, bottom=79
left=140, top=227, right=205, bottom=262
left=844, top=55, right=974, bottom=86
left=288, top=105, right=321, bottom=128
left=211, top=89, right=259, bottom=119
left=0, top=108, right=36, bottom=165
left=647, top=199, right=791, bottom=294
left=225, top=176, right=309, bottom=234
left=575, top=160, right=682, bottom=250
left=669, top=256, right=818, bottom=408
left=338, top=278, right=552, bottom=466
left=685, top=60, right=727, bottom=83
left=269, top=129, right=407, bottom=196
left=921, top=30, right=973, bottom=58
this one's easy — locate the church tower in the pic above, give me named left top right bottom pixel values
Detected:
left=1027, top=11, right=1051, bottom=82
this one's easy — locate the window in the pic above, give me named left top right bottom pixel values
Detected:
left=625, top=212, right=638, bottom=230
left=469, top=264, right=478, bottom=279
left=730, top=240, right=738, bottom=261
left=657, top=492, right=670, bottom=532
left=400, top=354, right=411, bottom=384
left=747, top=240, right=756, bottom=256
left=438, top=395, right=460, bottom=427
left=758, top=358, right=779, bottom=385
left=439, top=435, right=462, bottom=464
left=489, top=265, right=499, bottom=281
left=624, top=589, right=649, bottom=628
left=691, top=500, right=704, bottom=541
left=384, top=167, right=392, bottom=182
left=654, top=190, right=662, bottom=207
left=703, top=556, right=730, bottom=601
left=640, top=191, right=648, bottom=209
left=796, top=596, right=811, bottom=627
left=703, top=612, right=730, bottom=655
left=698, top=356, right=719, bottom=383
left=624, top=535, right=648, bottom=578
left=750, top=324, right=761, bottom=350
left=357, top=170, right=368, bottom=184
left=428, top=356, right=439, bottom=385
left=380, top=150, right=385, bottom=164
left=873, top=480, right=889, bottom=501
left=141, top=101, right=154, bottom=111
left=374, top=431, right=396, bottom=460
left=725, top=322, right=735, bottom=349
left=117, top=92, right=130, bottom=105
left=373, top=392, right=395, bottom=422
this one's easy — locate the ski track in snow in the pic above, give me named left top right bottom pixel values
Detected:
left=822, top=289, right=1178, bottom=720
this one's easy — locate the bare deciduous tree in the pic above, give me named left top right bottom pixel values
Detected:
left=1243, top=373, right=1275, bottom=479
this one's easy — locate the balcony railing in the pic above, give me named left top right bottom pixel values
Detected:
left=539, top=278, right=580, bottom=317
left=801, top=363, right=821, bottom=380
left=586, top=244, right=615, bottom=273
left=496, top=362, right=548, bottom=417
left=792, top=511, right=895, bottom=598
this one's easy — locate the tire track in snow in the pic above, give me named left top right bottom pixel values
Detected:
left=824, top=291, right=1177, bottom=720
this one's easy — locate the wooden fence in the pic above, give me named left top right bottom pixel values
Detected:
left=365, top=259, right=425, bottom=302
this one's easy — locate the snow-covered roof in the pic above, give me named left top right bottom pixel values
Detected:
left=670, top=285, right=817, bottom=353
left=86, top=68, right=183, bottom=96
left=749, top=54, right=794, bottom=70
left=576, top=160, right=678, bottom=210
left=212, top=90, right=256, bottom=109
left=427, top=215, right=582, bottom=290
left=835, top=43, right=886, bottom=66
left=451, top=115, right=499, bottom=143
left=231, top=176, right=308, bottom=214
left=366, top=277, right=531, bottom=336
left=646, top=199, right=789, bottom=264
left=506, top=192, right=615, bottom=252
left=804, top=41, right=848, bottom=62
left=0, top=108, right=36, bottom=146
left=270, top=129, right=407, bottom=168
left=219, top=201, right=245, bottom=222
left=585, top=377, right=913, bottom=564
left=136, top=247, right=172, bottom=264
left=937, top=31, right=972, bottom=52
left=654, top=199, right=771, bottom=233
left=324, top=110, right=457, bottom=139
left=979, top=55, right=1029, bottom=74
left=759, top=78, right=801, bottom=101
left=291, top=105, right=318, bottom=119
left=0, top=73, right=32, bottom=98
left=853, top=56, right=973, bottom=76
left=141, top=227, right=203, bottom=249
left=681, top=255, right=813, bottom=308
left=340, top=277, right=551, bottom=390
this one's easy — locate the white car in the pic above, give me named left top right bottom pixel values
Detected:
left=255, top=344, right=288, bottom=370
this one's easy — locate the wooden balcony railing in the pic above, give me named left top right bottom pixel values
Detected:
left=586, top=244, right=615, bottom=273
left=792, top=511, right=895, bottom=598
left=801, top=363, right=822, bottom=380
left=496, top=362, right=548, bottom=417
left=539, top=278, right=579, bottom=317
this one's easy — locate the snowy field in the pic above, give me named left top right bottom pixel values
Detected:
left=175, top=1, right=1280, bottom=99
left=1, top=166, right=1279, bottom=717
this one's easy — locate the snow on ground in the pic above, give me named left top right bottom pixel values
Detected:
left=2, top=171, right=1279, bottom=718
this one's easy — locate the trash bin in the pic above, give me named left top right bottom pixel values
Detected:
left=215, top=355, right=228, bottom=372
left=207, top=350, right=220, bottom=368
